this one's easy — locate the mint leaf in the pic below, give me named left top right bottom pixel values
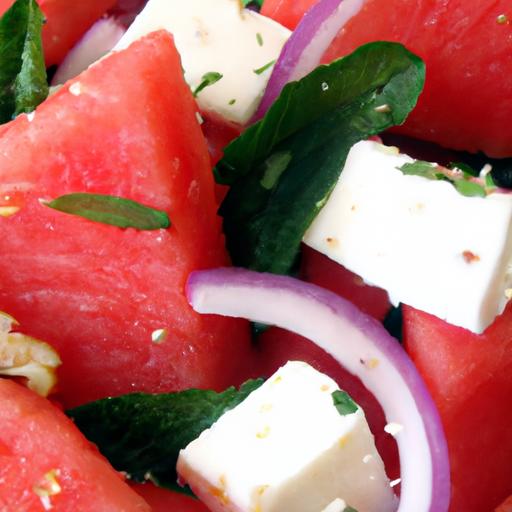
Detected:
left=0, top=0, right=48, bottom=122
left=45, top=193, right=170, bottom=230
left=193, top=71, right=223, bottom=97
left=332, top=390, right=358, bottom=416
left=217, top=42, right=425, bottom=274
left=67, top=380, right=263, bottom=492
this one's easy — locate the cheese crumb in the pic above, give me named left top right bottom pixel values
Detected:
left=69, top=82, right=82, bottom=96
left=384, top=422, right=404, bottom=437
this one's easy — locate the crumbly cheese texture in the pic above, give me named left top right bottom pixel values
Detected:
left=115, top=0, right=290, bottom=124
left=303, top=140, right=512, bottom=333
left=177, top=361, right=396, bottom=512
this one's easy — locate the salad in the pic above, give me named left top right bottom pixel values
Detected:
left=0, top=0, right=511, bottom=511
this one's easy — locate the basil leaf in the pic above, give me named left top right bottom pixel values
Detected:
left=0, top=0, right=48, bottom=123
left=45, top=193, right=170, bottom=230
left=332, top=390, right=358, bottom=416
left=193, top=71, right=223, bottom=97
left=67, top=380, right=263, bottom=493
left=217, top=42, right=425, bottom=274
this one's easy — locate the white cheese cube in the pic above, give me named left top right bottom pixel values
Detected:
left=177, top=361, right=396, bottom=512
left=303, top=140, right=512, bottom=333
left=114, top=0, right=290, bottom=124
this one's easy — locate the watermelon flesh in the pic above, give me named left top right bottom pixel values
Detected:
left=0, top=379, right=151, bottom=511
left=0, top=31, right=251, bottom=407
left=404, top=305, right=512, bottom=512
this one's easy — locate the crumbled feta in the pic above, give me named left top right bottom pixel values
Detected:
left=115, top=0, right=290, bottom=124
left=177, top=361, right=396, bottom=512
left=303, top=140, right=512, bottom=333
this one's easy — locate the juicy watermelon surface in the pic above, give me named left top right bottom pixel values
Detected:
left=404, top=305, right=512, bottom=512
left=0, top=379, right=150, bottom=511
left=323, top=0, right=512, bottom=157
left=262, top=0, right=512, bottom=157
left=0, top=31, right=251, bottom=407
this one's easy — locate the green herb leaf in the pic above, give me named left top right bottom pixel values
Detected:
left=332, top=390, right=358, bottom=416
left=217, top=42, right=425, bottom=274
left=45, top=193, right=170, bottom=230
left=67, top=380, right=263, bottom=493
left=344, top=507, right=358, bottom=512
left=241, top=0, right=263, bottom=9
left=253, top=59, right=276, bottom=75
left=0, top=0, right=48, bottom=123
left=453, top=179, right=486, bottom=198
left=448, top=161, right=478, bottom=178
left=398, top=160, right=441, bottom=180
left=485, top=172, right=496, bottom=189
left=193, top=71, right=223, bottom=97
left=400, top=160, right=487, bottom=198
left=256, top=32, right=264, bottom=46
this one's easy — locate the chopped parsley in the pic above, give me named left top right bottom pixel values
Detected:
left=192, top=71, right=223, bottom=97
left=398, top=160, right=488, bottom=198
left=253, top=59, right=276, bottom=75
left=332, top=390, right=358, bottom=416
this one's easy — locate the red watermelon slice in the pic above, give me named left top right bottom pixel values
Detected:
left=0, top=31, right=251, bottom=407
left=403, top=305, right=512, bottom=512
left=0, top=379, right=151, bottom=511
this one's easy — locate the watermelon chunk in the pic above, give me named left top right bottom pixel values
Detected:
left=0, top=378, right=150, bottom=511
left=262, top=0, right=512, bottom=157
left=261, top=0, right=317, bottom=30
left=403, top=304, right=512, bottom=511
left=0, top=31, right=251, bottom=407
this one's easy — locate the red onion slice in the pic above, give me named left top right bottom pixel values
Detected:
left=109, top=0, right=148, bottom=27
left=52, top=18, right=126, bottom=86
left=254, top=0, right=365, bottom=120
left=187, top=268, right=450, bottom=512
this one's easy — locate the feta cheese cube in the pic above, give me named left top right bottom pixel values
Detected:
left=177, top=361, right=396, bottom=512
left=303, top=140, right=512, bottom=333
left=115, top=0, right=290, bottom=124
